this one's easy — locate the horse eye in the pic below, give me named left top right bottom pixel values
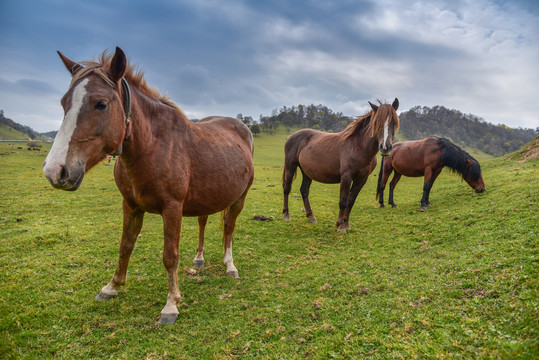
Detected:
left=95, top=101, right=108, bottom=111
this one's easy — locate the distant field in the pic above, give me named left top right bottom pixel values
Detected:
left=0, top=132, right=537, bottom=359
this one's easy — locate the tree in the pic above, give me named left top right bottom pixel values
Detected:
left=250, top=124, right=260, bottom=136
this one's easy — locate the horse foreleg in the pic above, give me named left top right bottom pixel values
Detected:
left=378, top=160, right=393, bottom=208
left=96, top=201, right=144, bottom=300
left=336, top=177, right=353, bottom=232
left=282, top=164, right=296, bottom=221
left=388, top=172, right=402, bottom=208
left=299, top=170, right=317, bottom=224
left=193, top=215, right=208, bottom=268
left=341, top=178, right=368, bottom=230
left=222, top=191, right=249, bottom=278
left=420, top=169, right=441, bottom=211
left=159, top=203, right=183, bottom=324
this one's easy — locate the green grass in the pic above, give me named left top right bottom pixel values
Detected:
left=0, top=133, right=537, bottom=359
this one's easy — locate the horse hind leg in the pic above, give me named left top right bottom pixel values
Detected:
left=388, top=172, right=402, bottom=208
left=96, top=202, right=144, bottom=300
left=193, top=215, right=208, bottom=268
left=282, top=161, right=297, bottom=221
left=299, top=169, right=317, bottom=224
left=221, top=190, right=249, bottom=278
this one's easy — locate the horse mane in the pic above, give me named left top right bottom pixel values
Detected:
left=70, top=51, right=185, bottom=115
left=435, top=137, right=482, bottom=181
left=342, top=100, right=400, bottom=140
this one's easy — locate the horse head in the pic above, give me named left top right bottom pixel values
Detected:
left=464, top=158, right=486, bottom=193
left=43, top=47, right=130, bottom=190
left=368, top=98, right=399, bottom=156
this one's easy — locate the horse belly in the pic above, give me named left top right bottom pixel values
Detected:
left=298, top=149, right=340, bottom=183
left=182, top=160, right=253, bottom=216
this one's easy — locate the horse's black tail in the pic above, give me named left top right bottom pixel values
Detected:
left=376, top=156, right=384, bottom=200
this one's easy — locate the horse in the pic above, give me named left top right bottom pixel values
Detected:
left=282, top=99, right=400, bottom=232
left=43, top=47, right=254, bottom=324
left=377, top=136, right=485, bottom=211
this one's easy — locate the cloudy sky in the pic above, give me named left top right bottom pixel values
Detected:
left=1, top=0, right=538, bottom=132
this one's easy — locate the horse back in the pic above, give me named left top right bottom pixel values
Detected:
left=390, top=137, right=442, bottom=177
left=197, top=116, right=254, bottom=154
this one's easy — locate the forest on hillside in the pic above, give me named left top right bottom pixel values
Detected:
left=398, top=106, right=537, bottom=157
left=238, top=104, right=537, bottom=157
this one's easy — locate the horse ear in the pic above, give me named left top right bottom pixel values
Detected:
left=109, top=47, right=127, bottom=82
left=57, top=51, right=83, bottom=75
left=369, top=101, right=378, bottom=112
left=392, top=98, right=399, bottom=111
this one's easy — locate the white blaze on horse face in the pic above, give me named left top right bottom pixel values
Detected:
left=43, top=78, right=89, bottom=183
left=383, top=116, right=391, bottom=150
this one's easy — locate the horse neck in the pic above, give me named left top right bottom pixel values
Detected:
left=122, top=87, right=192, bottom=160
left=345, top=128, right=379, bottom=157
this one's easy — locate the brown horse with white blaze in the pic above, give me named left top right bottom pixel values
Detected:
left=43, top=47, right=254, bottom=324
left=282, top=99, right=400, bottom=232
left=377, top=136, right=485, bottom=211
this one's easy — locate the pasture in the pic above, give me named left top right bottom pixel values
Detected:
left=0, top=132, right=537, bottom=359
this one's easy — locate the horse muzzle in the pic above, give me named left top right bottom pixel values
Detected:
left=43, top=160, right=85, bottom=191
left=475, top=188, right=485, bottom=193
left=379, top=143, right=393, bottom=157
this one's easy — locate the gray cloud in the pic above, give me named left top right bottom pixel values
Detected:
left=0, top=0, right=537, bottom=131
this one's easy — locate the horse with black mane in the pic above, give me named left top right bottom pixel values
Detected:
left=43, top=47, right=254, bottom=324
left=377, top=136, right=485, bottom=211
left=282, top=99, right=400, bottom=232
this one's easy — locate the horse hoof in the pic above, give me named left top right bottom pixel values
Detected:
left=337, top=227, right=347, bottom=233
left=193, top=259, right=205, bottom=268
left=309, top=218, right=318, bottom=224
left=420, top=206, right=427, bottom=212
left=95, top=292, right=116, bottom=301
left=380, top=204, right=385, bottom=208
left=226, top=270, right=240, bottom=279
left=158, top=313, right=178, bottom=325
left=283, top=214, right=291, bottom=221
left=391, top=205, right=398, bottom=208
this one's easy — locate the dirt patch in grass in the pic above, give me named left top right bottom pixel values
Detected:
left=510, top=136, right=539, bottom=162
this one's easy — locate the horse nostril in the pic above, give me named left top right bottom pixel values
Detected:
left=58, top=165, right=69, bottom=183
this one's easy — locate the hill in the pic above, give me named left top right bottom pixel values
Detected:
left=253, top=104, right=537, bottom=157
left=398, top=106, right=537, bottom=157
left=0, top=110, right=40, bottom=140
left=0, top=122, right=30, bottom=140
left=0, top=132, right=537, bottom=358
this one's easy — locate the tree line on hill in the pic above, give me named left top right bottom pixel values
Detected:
left=2, top=104, right=537, bottom=157
left=398, top=106, right=537, bottom=157
left=237, top=104, right=537, bottom=157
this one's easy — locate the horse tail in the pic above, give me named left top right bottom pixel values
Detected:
left=376, top=156, right=384, bottom=200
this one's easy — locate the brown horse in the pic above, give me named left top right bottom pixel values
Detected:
left=377, top=136, right=485, bottom=211
left=43, top=47, right=254, bottom=324
left=282, top=99, right=400, bottom=232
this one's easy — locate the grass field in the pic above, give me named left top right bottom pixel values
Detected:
left=0, top=132, right=537, bottom=359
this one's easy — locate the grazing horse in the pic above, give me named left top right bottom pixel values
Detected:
left=282, top=99, right=400, bottom=232
left=43, top=47, right=254, bottom=324
left=377, top=136, right=485, bottom=211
